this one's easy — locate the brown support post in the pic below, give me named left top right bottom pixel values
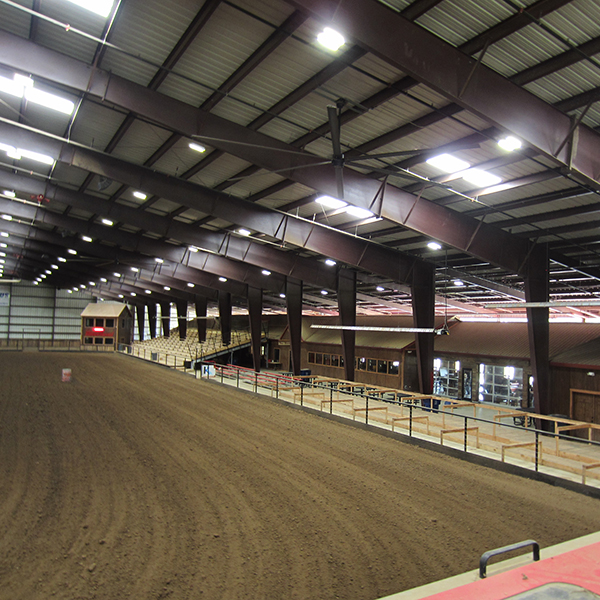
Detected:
left=524, top=245, right=550, bottom=415
left=338, top=269, right=356, bottom=382
left=176, top=299, right=188, bottom=340
left=218, top=291, right=232, bottom=346
left=286, top=278, right=303, bottom=376
left=195, top=297, right=207, bottom=342
left=412, top=263, right=435, bottom=394
left=248, top=286, right=263, bottom=372
left=147, top=302, right=157, bottom=338
left=136, top=304, right=145, bottom=341
left=159, top=302, right=171, bottom=338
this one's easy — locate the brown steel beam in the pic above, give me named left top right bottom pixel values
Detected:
left=282, top=0, right=600, bottom=189
left=176, top=300, right=188, bottom=340
left=286, top=278, right=303, bottom=376
left=411, top=263, right=435, bottom=395
left=148, top=302, right=157, bottom=339
left=160, top=302, right=171, bottom=338
left=218, top=291, right=232, bottom=347
left=337, top=269, right=356, bottom=382
left=248, top=286, right=263, bottom=372
left=136, top=304, right=145, bottom=341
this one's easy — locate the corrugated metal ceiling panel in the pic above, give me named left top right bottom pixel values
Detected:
left=112, top=121, right=174, bottom=167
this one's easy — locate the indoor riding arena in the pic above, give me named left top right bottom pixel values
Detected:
left=2, top=351, right=599, bottom=600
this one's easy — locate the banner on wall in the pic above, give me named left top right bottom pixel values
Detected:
left=0, top=286, right=8, bottom=307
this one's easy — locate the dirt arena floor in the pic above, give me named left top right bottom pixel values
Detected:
left=1, top=352, right=600, bottom=600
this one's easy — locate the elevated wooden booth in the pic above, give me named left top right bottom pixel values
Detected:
left=81, top=303, right=133, bottom=350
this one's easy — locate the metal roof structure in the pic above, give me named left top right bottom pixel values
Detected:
left=0, top=0, right=600, bottom=322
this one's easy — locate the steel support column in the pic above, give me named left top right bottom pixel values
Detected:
left=176, top=300, right=188, bottom=340
left=412, top=263, right=435, bottom=395
left=160, top=302, right=171, bottom=338
left=148, top=303, right=157, bottom=339
left=247, top=286, right=263, bottom=372
left=218, top=291, right=232, bottom=347
left=195, top=297, right=207, bottom=342
left=136, top=304, right=145, bottom=342
left=524, top=245, right=550, bottom=415
left=337, top=269, right=356, bottom=382
left=286, top=278, right=303, bottom=376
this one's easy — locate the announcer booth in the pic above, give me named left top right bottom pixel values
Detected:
left=81, top=303, right=133, bottom=349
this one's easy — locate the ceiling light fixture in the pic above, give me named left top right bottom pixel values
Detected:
left=346, top=206, right=374, bottom=219
left=453, top=279, right=465, bottom=286
left=145, top=290, right=152, bottom=294
left=189, top=142, right=206, bottom=153
left=462, top=169, right=502, bottom=187
left=67, top=248, right=77, bottom=255
left=58, top=257, right=66, bottom=262
left=189, top=246, right=199, bottom=252
left=1, top=215, right=12, bottom=221
left=0, top=232, right=8, bottom=238
left=317, top=27, right=345, bottom=51
left=64, top=0, right=115, bottom=17
left=426, top=153, right=470, bottom=173
left=81, top=236, right=92, bottom=242
left=0, top=73, right=74, bottom=114
left=51, top=264, right=58, bottom=269
left=101, top=218, right=113, bottom=226
left=154, top=257, right=164, bottom=264
left=325, top=259, right=336, bottom=267
left=320, top=290, right=328, bottom=295
left=427, top=241, right=442, bottom=250
left=238, top=228, right=251, bottom=236
left=113, top=272, right=121, bottom=277
left=133, top=191, right=147, bottom=200
left=316, top=195, right=347, bottom=210
left=0, top=143, right=54, bottom=165
left=376, top=286, right=385, bottom=292
left=163, top=286, right=171, bottom=291
left=187, top=282, right=195, bottom=288
left=218, top=277, right=227, bottom=282
left=131, top=267, right=139, bottom=272
left=498, top=136, right=522, bottom=151
left=3, top=190, right=15, bottom=198
left=261, top=270, right=271, bottom=276
left=280, top=293, right=286, bottom=299
left=100, top=278, right=107, bottom=283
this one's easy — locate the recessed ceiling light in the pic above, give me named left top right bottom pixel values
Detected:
left=498, top=136, right=522, bottom=151
left=316, top=195, right=347, bottom=210
left=133, top=191, right=147, bottom=200
left=346, top=206, right=374, bottom=219
left=261, top=269, right=271, bottom=276
left=462, top=169, right=502, bottom=187
left=325, top=259, right=336, bottom=267
left=426, top=153, right=470, bottom=173
left=64, top=0, right=115, bottom=17
left=427, top=241, right=442, bottom=250
left=189, top=142, right=206, bottom=153
left=317, top=27, right=345, bottom=51
left=67, top=289, right=72, bottom=293
left=0, top=252, right=5, bottom=257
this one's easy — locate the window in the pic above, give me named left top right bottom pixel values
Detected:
left=357, top=357, right=366, bottom=371
left=323, top=354, right=331, bottom=366
left=104, top=337, right=114, bottom=345
left=106, top=318, right=114, bottom=328
left=479, top=364, right=523, bottom=406
left=367, top=359, right=377, bottom=372
left=94, top=337, right=103, bottom=345
left=308, top=352, right=315, bottom=363
left=121, top=319, right=125, bottom=327
left=315, top=353, right=323, bottom=365
left=433, top=358, right=460, bottom=398
left=85, top=318, right=93, bottom=327
left=95, top=318, right=104, bottom=327
left=389, top=360, right=400, bottom=376
left=331, top=355, right=339, bottom=367
left=84, top=337, right=93, bottom=344
left=378, top=360, right=387, bottom=374
left=340, top=356, right=344, bottom=368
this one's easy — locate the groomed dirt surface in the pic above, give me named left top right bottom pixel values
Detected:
left=1, top=353, right=600, bottom=600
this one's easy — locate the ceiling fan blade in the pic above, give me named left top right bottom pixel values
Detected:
left=327, top=105, right=343, bottom=159
left=311, top=324, right=438, bottom=333
left=335, top=164, right=344, bottom=200
left=348, top=142, right=481, bottom=162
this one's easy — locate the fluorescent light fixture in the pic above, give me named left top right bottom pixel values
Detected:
left=58, top=257, right=66, bottom=262
left=45, top=269, right=51, bottom=274
left=133, top=191, right=147, bottom=200
left=41, top=274, right=46, bottom=278
left=51, top=264, right=58, bottom=269
left=100, top=278, right=107, bottom=283
left=0, top=243, right=7, bottom=248
left=113, top=272, right=121, bottom=277
left=316, top=195, right=347, bottom=210
left=81, top=235, right=92, bottom=242
left=0, top=232, right=8, bottom=238
left=101, top=218, right=113, bottom=226
left=376, top=286, right=385, bottom=292
left=64, top=0, right=115, bottom=18
left=0, top=143, right=54, bottom=165
left=317, top=27, right=345, bottom=51
left=462, top=169, right=502, bottom=187
left=155, top=257, right=164, bottom=264
left=187, top=282, right=195, bottom=288
left=280, top=293, right=286, bottom=298
left=89, top=282, right=96, bottom=286
left=498, top=136, right=522, bottom=151
left=145, top=290, right=152, bottom=294
left=67, top=248, right=77, bottom=255
left=3, top=190, right=15, bottom=198
left=218, top=277, right=227, bottom=282
left=1, top=215, right=11, bottom=221
left=238, top=228, right=251, bottom=236
left=346, top=205, right=374, bottom=219
left=130, top=292, right=136, bottom=296
left=453, top=279, right=464, bottom=286
left=325, top=259, right=337, bottom=267
left=33, top=280, right=39, bottom=285
left=0, top=259, right=5, bottom=264
left=67, top=289, right=72, bottom=293
left=320, top=290, right=328, bottom=295
left=189, top=142, right=206, bottom=153
left=163, top=286, right=171, bottom=291
left=261, top=270, right=271, bottom=276
left=0, top=252, right=5, bottom=257
left=0, top=73, right=74, bottom=114
left=189, top=246, right=199, bottom=252
left=427, top=241, right=442, bottom=250
left=80, top=284, right=86, bottom=289
left=131, top=267, right=139, bottom=272
left=426, top=153, right=470, bottom=173
left=118, top=294, right=124, bottom=298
